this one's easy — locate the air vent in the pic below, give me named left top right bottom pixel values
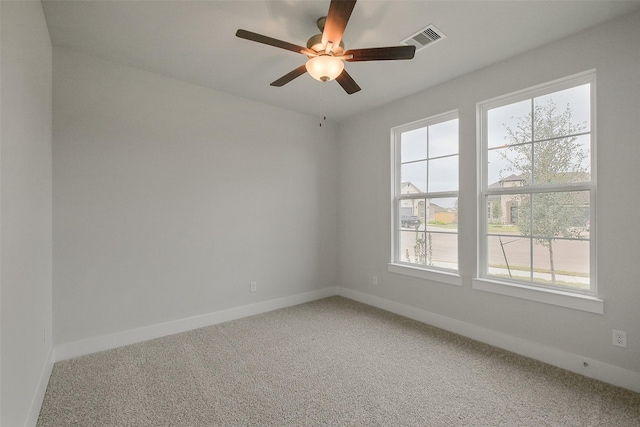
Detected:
left=401, top=24, right=446, bottom=52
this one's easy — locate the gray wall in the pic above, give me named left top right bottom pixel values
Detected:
left=337, top=11, right=640, bottom=373
left=0, top=1, right=53, bottom=426
left=53, top=48, right=339, bottom=345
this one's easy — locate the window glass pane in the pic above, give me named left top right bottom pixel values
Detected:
left=577, top=135, right=591, bottom=175
left=487, top=99, right=531, bottom=148
left=487, top=196, right=502, bottom=225
left=498, top=193, right=530, bottom=229
left=532, top=239, right=589, bottom=290
left=486, top=197, right=521, bottom=233
left=532, top=135, right=590, bottom=184
left=399, top=199, right=426, bottom=231
left=428, top=232, right=458, bottom=270
left=428, top=156, right=458, bottom=192
left=400, top=230, right=426, bottom=265
left=487, top=147, right=529, bottom=187
left=428, top=119, right=458, bottom=158
left=487, top=235, right=530, bottom=281
left=401, top=161, right=426, bottom=194
left=531, top=191, right=589, bottom=239
left=534, top=83, right=590, bottom=141
left=427, top=197, right=458, bottom=233
left=401, top=127, right=428, bottom=163
left=504, top=144, right=533, bottom=185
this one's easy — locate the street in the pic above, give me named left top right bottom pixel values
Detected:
left=399, top=225, right=589, bottom=287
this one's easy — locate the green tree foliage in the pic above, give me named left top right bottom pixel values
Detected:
left=491, top=201, right=502, bottom=223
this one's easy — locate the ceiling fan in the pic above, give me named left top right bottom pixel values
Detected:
left=236, top=0, right=416, bottom=94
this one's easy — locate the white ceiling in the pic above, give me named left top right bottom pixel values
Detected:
left=42, top=0, right=640, bottom=121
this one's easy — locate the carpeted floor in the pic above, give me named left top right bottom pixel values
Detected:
left=37, top=296, right=640, bottom=426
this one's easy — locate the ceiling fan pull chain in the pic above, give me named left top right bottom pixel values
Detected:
left=320, top=83, right=328, bottom=127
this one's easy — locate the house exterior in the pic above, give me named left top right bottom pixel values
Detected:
left=487, top=174, right=525, bottom=224
left=399, top=182, right=426, bottom=220
left=487, top=172, right=590, bottom=226
left=399, top=182, right=457, bottom=224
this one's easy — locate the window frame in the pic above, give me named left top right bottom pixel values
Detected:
left=389, top=110, right=462, bottom=286
left=475, top=71, right=602, bottom=313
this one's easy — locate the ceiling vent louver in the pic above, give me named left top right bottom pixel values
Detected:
left=401, top=24, right=446, bottom=52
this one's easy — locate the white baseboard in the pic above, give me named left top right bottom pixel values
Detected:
left=55, top=286, right=338, bottom=362
left=25, top=348, right=55, bottom=427
left=52, top=285, right=640, bottom=394
left=337, top=287, right=640, bottom=394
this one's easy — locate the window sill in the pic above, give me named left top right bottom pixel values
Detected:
left=388, top=263, right=462, bottom=287
left=472, top=277, right=603, bottom=314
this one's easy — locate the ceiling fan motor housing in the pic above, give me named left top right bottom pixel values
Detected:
left=306, top=33, right=344, bottom=56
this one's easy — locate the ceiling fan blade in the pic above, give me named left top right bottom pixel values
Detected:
left=322, top=0, right=357, bottom=50
left=270, top=65, right=308, bottom=87
left=344, top=45, right=416, bottom=62
left=335, top=69, right=361, bottom=95
left=236, top=29, right=317, bottom=56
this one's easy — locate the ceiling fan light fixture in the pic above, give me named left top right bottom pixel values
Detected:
left=305, top=55, right=344, bottom=82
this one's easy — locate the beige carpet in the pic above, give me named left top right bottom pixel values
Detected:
left=37, top=296, right=640, bottom=426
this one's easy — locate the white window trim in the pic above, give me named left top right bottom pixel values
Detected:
left=472, top=278, right=603, bottom=314
left=475, top=70, right=600, bottom=313
left=388, top=263, right=462, bottom=286
left=390, top=110, right=459, bottom=282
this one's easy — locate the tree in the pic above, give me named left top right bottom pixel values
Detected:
left=501, top=98, right=588, bottom=284
left=491, top=201, right=502, bottom=223
left=405, top=227, right=432, bottom=266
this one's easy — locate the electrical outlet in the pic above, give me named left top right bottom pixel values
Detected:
left=372, top=276, right=378, bottom=285
left=612, top=329, right=627, bottom=348
left=250, top=281, right=257, bottom=292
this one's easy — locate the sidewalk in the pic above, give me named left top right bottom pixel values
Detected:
left=487, top=266, right=589, bottom=288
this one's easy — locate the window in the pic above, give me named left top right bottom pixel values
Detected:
left=391, top=112, right=459, bottom=282
left=477, top=72, right=598, bottom=307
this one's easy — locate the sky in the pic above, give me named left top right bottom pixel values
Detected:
left=486, top=83, right=591, bottom=185
left=397, top=82, right=591, bottom=208
left=400, top=118, right=458, bottom=194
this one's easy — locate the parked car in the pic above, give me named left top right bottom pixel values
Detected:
left=401, top=215, right=421, bottom=227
